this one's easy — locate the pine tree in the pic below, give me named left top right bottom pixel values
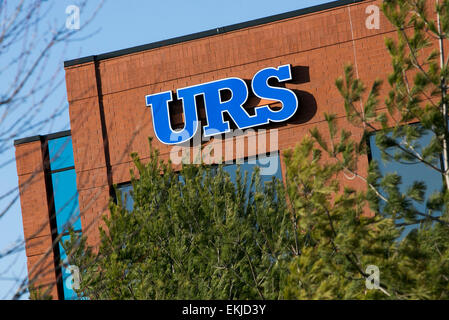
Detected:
left=282, top=135, right=402, bottom=299
left=283, top=0, right=449, bottom=299
left=63, top=139, right=297, bottom=299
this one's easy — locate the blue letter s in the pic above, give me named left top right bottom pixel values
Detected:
left=251, top=64, right=298, bottom=123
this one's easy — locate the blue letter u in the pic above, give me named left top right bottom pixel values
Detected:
left=145, top=91, right=199, bottom=145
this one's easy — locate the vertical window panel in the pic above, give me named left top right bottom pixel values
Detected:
left=48, top=136, right=74, bottom=171
left=117, top=183, right=134, bottom=212
left=48, top=135, right=82, bottom=300
left=59, top=235, right=80, bottom=300
left=51, top=169, right=82, bottom=234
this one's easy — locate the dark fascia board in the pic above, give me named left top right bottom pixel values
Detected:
left=64, top=0, right=364, bottom=67
left=14, top=130, right=71, bottom=146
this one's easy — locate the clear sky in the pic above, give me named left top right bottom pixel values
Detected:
left=0, top=0, right=334, bottom=299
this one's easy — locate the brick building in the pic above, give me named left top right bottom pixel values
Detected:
left=14, top=0, right=399, bottom=299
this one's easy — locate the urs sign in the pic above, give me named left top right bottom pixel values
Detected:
left=145, top=64, right=298, bottom=145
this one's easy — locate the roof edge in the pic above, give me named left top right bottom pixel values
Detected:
left=64, top=0, right=364, bottom=67
left=14, top=130, right=71, bottom=146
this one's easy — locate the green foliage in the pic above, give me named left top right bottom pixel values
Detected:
left=282, top=136, right=401, bottom=299
left=63, top=0, right=449, bottom=300
left=28, top=285, right=53, bottom=300
left=65, top=139, right=296, bottom=299
left=332, top=0, right=449, bottom=228
left=282, top=123, right=449, bottom=299
left=282, top=0, right=449, bottom=300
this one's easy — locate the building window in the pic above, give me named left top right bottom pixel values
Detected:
left=223, top=152, right=283, bottom=185
left=116, top=152, right=283, bottom=212
left=50, top=170, right=82, bottom=233
left=368, top=126, right=443, bottom=235
left=48, top=135, right=81, bottom=300
left=116, top=183, right=134, bottom=212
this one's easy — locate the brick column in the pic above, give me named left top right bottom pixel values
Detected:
left=15, top=138, right=62, bottom=299
left=65, top=60, right=112, bottom=249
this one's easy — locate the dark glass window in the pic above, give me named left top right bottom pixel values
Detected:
left=58, top=235, right=79, bottom=300
left=51, top=170, right=82, bottom=234
left=117, top=183, right=134, bottom=212
left=116, top=152, right=283, bottom=212
left=48, top=135, right=81, bottom=300
left=223, top=152, right=283, bottom=185
left=48, top=136, right=74, bottom=171
left=368, top=128, right=443, bottom=235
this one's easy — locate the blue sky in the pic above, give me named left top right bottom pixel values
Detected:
left=0, top=0, right=333, bottom=299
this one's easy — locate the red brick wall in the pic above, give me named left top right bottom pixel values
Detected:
left=63, top=0, right=395, bottom=250
left=15, top=139, right=60, bottom=299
